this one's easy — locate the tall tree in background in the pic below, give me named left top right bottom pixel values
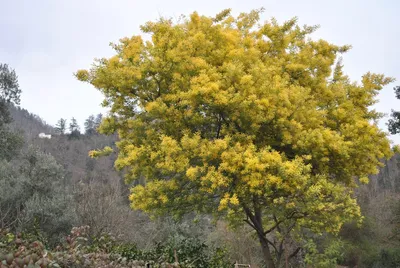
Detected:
left=69, top=117, right=80, bottom=139
left=0, top=63, right=21, bottom=127
left=78, top=9, right=393, bottom=267
left=0, top=63, right=23, bottom=160
left=55, top=118, right=67, bottom=135
left=69, top=117, right=80, bottom=132
left=84, top=115, right=96, bottom=135
left=0, top=64, right=21, bottom=102
left=94, top=113, right=103, bottom=130
left=388, top=86, right=400, bottom=134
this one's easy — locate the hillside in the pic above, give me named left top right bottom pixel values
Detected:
left=368, top=154, right=400, bottom=193
left=8, top=104, right=121, bottom=184
left=8, top=104, right=54, bottom=141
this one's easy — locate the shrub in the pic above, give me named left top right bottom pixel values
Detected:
left=0, top=226, right=231, bottom=268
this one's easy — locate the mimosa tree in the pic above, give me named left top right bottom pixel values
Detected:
left=77, top=9, right=393, bottom=267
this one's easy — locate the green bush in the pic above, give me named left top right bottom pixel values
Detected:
left=0, top=146, right=76, bottom=245
left=372, top=248, right=400, bottom=268
left=113, top=234, right=231, bottom=267
left=304, top=237, right=345, bottom=268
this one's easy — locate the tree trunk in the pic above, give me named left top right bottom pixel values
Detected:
left=242, top=200, right=277, bottom=268
left=258, top=235, right=276, bottom=268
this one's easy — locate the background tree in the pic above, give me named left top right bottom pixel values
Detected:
left=0, top=63, right=23, bottom=160
left=18, top=146, right=75, bottom=242
left=0, top=63, right=21, bottom=103
left=0, top=146, right=75, bottom=242
left=55, top=118, right=67, bottom=135
left=0, top=129, right=24, bottom=160
left=0, top=63, right=21, bottom=126
left=388, top=86, right=400, bottom=134
left=84, top=115, right=96, bottom=135
left=94, top=113, right=103, bottom=130
left=69, top=117, right=80, bottom=139
left=79, top=9, right=393, bottom=268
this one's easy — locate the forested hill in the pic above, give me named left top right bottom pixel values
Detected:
left=7, top=103, right=120, bottom=183
left=8, top=104, right=54, bottom=141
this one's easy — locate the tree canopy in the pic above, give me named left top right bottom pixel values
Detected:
left=56, top=118, right=67, bottom=135
left=84, top=115, right=97, bottom=135
left=388, top=86, right=400, bottom=134
left=0, top=63, right=21, bottom=127
left=0, top=63, right=21, bottom=104
left=69, top=117, right=81, bottom=139
left=77, top=9, right=393, bottom=267
left=0, top=63, right=23, bottom=160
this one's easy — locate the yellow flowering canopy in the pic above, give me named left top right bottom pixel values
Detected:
left=77, top=9, right=393, bottom=266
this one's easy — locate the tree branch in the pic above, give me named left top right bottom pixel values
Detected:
left=289, top=247, right=301, bottom=260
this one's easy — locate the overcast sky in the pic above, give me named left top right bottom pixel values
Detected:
left=1, top=0, right=399, bottom=143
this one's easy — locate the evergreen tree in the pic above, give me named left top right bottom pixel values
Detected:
left=84, top=115, right=96, bottom=135
left=388, top=86, right=400, bottom=134
left=0, top=63, right=23, bottom=160
left=0, top=63, right=21, bottom=127
left=69, top=117, right=80, bottom=139
left=0, top=63, right=21, bottom=103
left=94, top=113, right=103, bottom=130
left=55, top=118, right=67, bottom=135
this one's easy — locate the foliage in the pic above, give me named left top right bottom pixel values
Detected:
left=83, top=114, right=103, bottom=136
left=84, top=115, right=97, bottom=135
left=0, top=99, right=12, bottom=128
left=373, top=248, right=400, bottom=268
left=78, top=8, right=393, bottom=267
left=0, top=63, right=21, bottom=105
left=0, top=127, right=24, bottom=161
left=0, top=63, right=24, bottom=161
left=95, top=113, right=103, bottom=129
left=388, top=86, right=400, bottom=134
left=335, top=192, right=400, bottom=267
left=338, top=220, right=377, bottom=267
left=0, top=146, right=75, bottom=243
left=0, top=226, right=130, bottom=268
left=18, top=147, right=75, bottom=244
left=0, top=226, right=230, bottom=268
left=112, top=236, right=230, bottom=267
left=69, top=117, right=81, bottom=139
left=0, top=159, right=25, bottom=228
left=304, top=238, right=344, bottom=268
left=88, top=146, right=113, bottom=158
left=0, top=229, right=55, bottom=268
left=0, top=63, right=21, bottom=127
left=55, top=118, right=67, bottom=135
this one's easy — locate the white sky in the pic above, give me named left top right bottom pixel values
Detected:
left=1, top=0, right=399, bottom=143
